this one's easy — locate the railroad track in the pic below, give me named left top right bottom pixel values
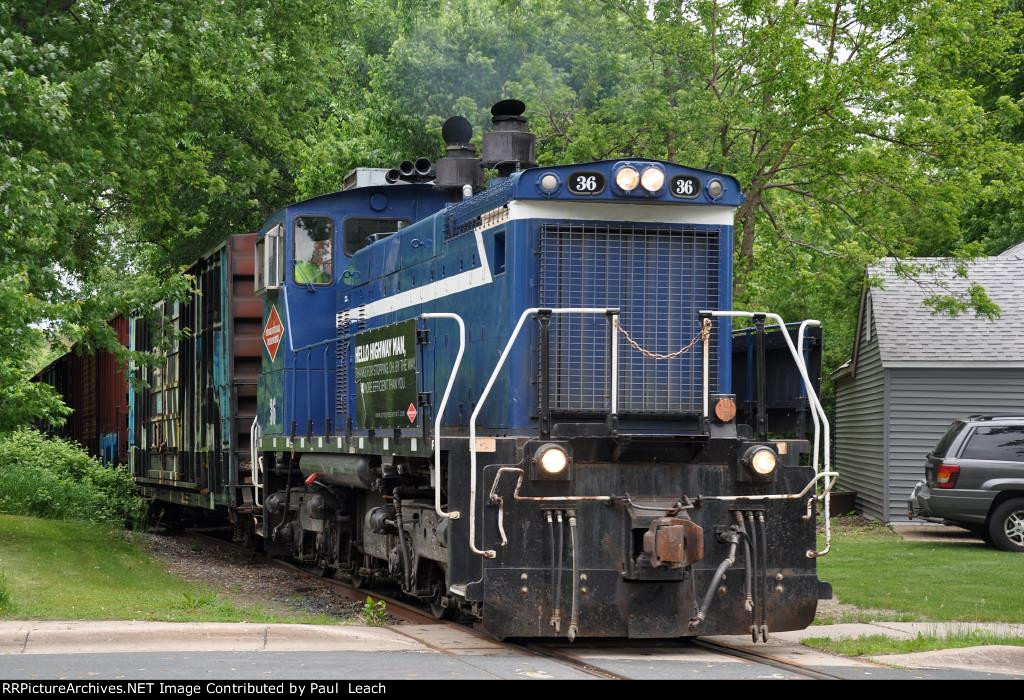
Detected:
left=186, top=529, right=627, bottom=679
left=183, top=529, right=839, bottom=681
left=691, top=639, right=844, bottom=680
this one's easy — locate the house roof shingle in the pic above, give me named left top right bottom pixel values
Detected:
left=999, top=240, right=1024, bottom=259
left=866, top=256, right=1024, bottom=366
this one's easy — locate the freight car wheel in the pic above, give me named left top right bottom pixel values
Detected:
left=150, top=503, right=185, bottom=533
left=241, top=520, right=264, bottom=553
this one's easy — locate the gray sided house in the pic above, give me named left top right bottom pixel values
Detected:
left=834, top=250, right=1024, bottom=521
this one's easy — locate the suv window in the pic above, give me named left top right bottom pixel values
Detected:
left=959, top=425, right=1024, bottom=462
left=933, top=420, right=965, bottom=457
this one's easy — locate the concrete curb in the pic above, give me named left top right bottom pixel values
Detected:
left=708, top=621, right=1024, bottom=675
left=868, top=645, right=1024, bottom=676
left=0, top=621, right=428, bottom=655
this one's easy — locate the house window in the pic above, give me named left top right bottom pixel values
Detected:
left=293, top=217, right=334, bottom=285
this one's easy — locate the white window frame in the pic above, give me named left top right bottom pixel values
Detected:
left=256, top=224, right=284, bottom=293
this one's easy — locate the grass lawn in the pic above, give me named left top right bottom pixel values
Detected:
left=816, top=518, right=1024, bottom=623
left=803, top=631, right=1024, bottom=657
left=0, top=514, right=336, bottom=623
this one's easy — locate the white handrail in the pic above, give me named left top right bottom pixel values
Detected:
left=794, top=320, right=834, bottom=556
left=702, top=318, right=710, bottom=420
left=419, top=312, right=466, bottom=521
left=798, top=321, right=823, bottom=473
left=250, top=415, right=262, bottom=509
left=468, top=307, right=618, bottom=559
left=701, top=310, right=835, bottom=557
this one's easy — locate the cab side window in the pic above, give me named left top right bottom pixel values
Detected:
left=293, top=216, right=334, bottom=285
left=960, top=426, right=1024, bottom=462
left=344, top=218, right=409, bottom=256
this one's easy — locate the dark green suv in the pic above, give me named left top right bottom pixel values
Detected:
left=908, top=416, right=1024, bottom=552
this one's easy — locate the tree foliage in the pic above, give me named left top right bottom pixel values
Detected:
left=2, top=0, right=1023, bottom=428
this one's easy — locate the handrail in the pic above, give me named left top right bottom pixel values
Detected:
left=701, top=310, right=835, bottom=558
left=798, top=321, right=823, bottom=474
left=419, top=312, right=466, bottom=521
left=250, top=415, right=262, bottom=509
left=323, top=344, right=332, bottom=434
left=468, top=307, right=618, bottom=559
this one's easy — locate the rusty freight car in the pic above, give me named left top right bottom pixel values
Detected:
left=34, top=315, right=131, bottom=464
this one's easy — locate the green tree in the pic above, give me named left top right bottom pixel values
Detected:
left=1, top=0, right=361, bottom=426
left=362, top=0, right=1023, bottom=396
left=4, top=0, right=1023, bottom=431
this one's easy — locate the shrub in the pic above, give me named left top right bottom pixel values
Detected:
left=0, top=429, right=145, bottom=527
left=360, top=596, right=388, bottom=626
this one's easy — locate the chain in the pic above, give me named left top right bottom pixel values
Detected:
left=614, top=317, right=712, bottom=361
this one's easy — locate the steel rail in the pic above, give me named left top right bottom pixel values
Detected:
left=692, top=639, right=845, bottom=680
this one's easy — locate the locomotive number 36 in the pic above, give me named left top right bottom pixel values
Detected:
left=671, top=174, right=701, bottom=198
left=567, top=171, right=605, bottom=195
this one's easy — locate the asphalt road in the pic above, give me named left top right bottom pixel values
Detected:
left=1, top=621, right=1021, bottom=681
left=0, top=647, right=1020, bottom=680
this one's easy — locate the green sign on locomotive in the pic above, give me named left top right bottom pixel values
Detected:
left=354, top=319, right=418, bottom=429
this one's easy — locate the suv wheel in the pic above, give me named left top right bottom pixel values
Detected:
left=988, top=498, right=1024, bottom=552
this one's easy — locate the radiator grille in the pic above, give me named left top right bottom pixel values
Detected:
left=538, top=222, right=720, bottom=415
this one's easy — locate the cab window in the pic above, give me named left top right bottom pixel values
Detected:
left=344, top=218, right=409, bottom=256
left=293, top=216, right=334, bottom=285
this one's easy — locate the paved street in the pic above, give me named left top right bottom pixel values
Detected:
left=0, top=621, right=1021, bottom=680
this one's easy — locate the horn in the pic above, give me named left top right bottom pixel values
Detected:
left=414, top=157, right=432, bottom=176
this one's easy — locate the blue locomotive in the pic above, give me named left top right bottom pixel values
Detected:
left=129, top=101, right=836, bottom=640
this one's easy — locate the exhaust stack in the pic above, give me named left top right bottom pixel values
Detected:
left=482, top=99, right=536, bottom=177
left=434, top=116, right=483, bottom=197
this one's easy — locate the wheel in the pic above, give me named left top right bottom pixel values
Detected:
left=966, top=526, right=993, bottom=544
left=315, top=563, right=337, bottom=579
left=241, top=519, right=264, bottom=553
left=425, top=564, right=454, bottom=622
left=429, top=577, right=456, bottom=620
left=152, top=503, right=185, bottom=533
left=987, top=498, right=1024, bottom=552
left=350, top=572, right=373, bottom=589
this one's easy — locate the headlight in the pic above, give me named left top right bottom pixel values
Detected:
left=536, top=444, right=569, bottom=475
left=539, top=173, right=559, bottom=193
left=746, top=446, right=778, bottom=477
left=640, top=167, right=665, bottom=192
left=615, top=166, right=640, bottom=192
left=707, top=178, right=724, bottom=199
